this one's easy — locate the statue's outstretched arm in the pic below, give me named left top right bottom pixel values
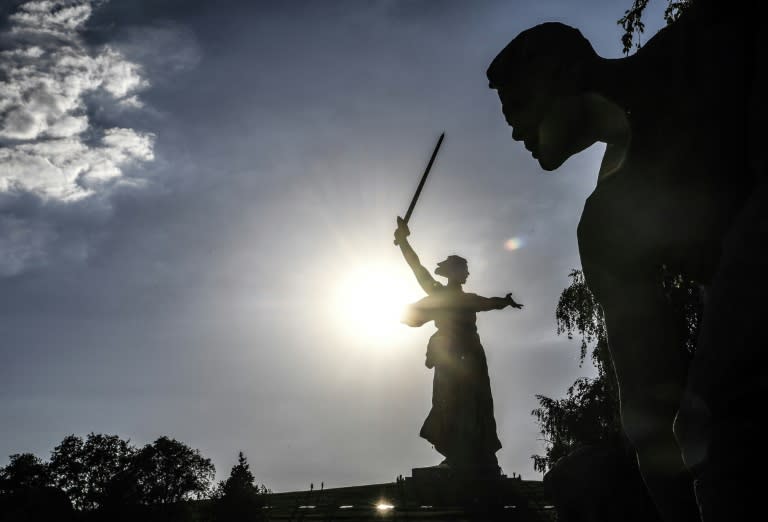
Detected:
left=394, top=216, right=440, bottom=295
left=467, top=293, right=524, bottom=312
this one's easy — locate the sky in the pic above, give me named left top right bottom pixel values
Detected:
left=0, top=0, right=669, bottom=491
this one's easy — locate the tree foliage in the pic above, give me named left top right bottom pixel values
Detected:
left=532, top=270, right=621, bottom=473
left=130, top=436, right=215, bottom=504
left=0, top=453, right=51, bottom=492
left=49, top=433, right=137, bottom=510
left=217, top=451, right=266, bottom=497
left=618, top=0, right=693, bottom=54
left=214, top=452, right=269, bottom=521
left=661, top=267, right=702, bottom=356
left=3, top=432, right=217, bottom=515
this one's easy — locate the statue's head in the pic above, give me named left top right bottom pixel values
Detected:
left=487, top=23, right=599, bottom=171
left=435, top=255, right=469, bottom=284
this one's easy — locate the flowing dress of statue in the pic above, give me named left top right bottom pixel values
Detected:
left=394, top=217, right=523, bottom=474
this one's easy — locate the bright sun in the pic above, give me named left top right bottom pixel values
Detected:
left=334, top=263, right=422, bottom=346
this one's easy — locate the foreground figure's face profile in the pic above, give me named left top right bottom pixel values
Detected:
left=487, top=23, right=605, bottom=171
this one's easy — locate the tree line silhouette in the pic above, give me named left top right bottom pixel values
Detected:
left=0, top=433, right=269, bottom=521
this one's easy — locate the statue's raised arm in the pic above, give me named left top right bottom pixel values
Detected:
left=394, top=216, right=441, bottom=295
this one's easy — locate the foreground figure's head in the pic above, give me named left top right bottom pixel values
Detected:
left=487, top=22, right=603, bottom=171
left=434, top=255, right=469, bottom=284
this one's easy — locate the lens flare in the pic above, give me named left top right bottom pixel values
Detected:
left=504, top=236, right=525, bottom=251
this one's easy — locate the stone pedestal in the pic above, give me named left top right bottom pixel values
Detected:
left=411, top=464, right=503, bottom=483
left=404, top=465, right=520, bottom=508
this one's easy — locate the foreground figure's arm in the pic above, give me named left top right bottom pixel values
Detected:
left=394, top=216, right=440, bottom=295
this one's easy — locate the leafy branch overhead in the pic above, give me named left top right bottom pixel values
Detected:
left=555, top=270, right=608, bottom=370
left=618, top=0, right=692, bottom=54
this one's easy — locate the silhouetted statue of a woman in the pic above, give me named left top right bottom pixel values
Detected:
left=394, top=216, right=523, bottom=475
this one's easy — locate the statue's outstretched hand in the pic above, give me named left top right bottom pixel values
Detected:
left=394, top=216, right=410, bottom=245
left=506, top=293, right=523, bottom=309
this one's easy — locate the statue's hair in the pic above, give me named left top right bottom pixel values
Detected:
left=487, top=22, right=596, bottom=90
left=434, top=255, right=468, bottom=279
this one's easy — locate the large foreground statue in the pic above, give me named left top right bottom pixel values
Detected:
left=394, top=217, right=522, bottom=475
left=487, top=1, right=766, bottom=521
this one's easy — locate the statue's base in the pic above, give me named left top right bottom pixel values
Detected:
left=411, top=464, right=504, bottom=482
left=404, top=466, right=515, bottom=507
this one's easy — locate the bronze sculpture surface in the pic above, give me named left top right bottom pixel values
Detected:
left=394, top=217, right=522, bottom=475
left=487, top=2, right=766, bottom=520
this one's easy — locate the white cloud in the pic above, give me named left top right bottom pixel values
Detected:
left=0, top=0, right=154, bottom=200
left=8, top=0, right=92, bottom=38
left=0, top=128, right=154, bottom=200
left=0, top=1, right=157, bottom=275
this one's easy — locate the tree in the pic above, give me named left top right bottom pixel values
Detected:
left=219, top=452, right=259, bottom=497
left=131, top=436, right=215, bottom=504
left=0, top=453, right=51, bottom=492
left=618, top=0, right=693, bottom=54
left=213, top=452, right=268, bottom=521
left=0, top=453, right=74, bottom=521
left=531, top=270, right=621, bottom=473
left=48, top=433, right=137, bottom=510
